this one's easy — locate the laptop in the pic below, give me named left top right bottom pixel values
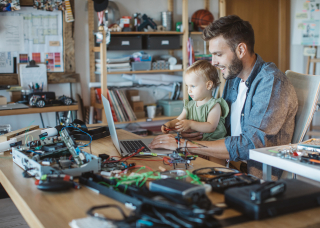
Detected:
left=102, top=95, right=171, bottom=157
left=0, top=103, right=29, bottom=110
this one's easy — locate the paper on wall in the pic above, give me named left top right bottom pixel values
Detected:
left=0, top=52, right=14, bottom=73
left=0, top=15, right=24, bottom=52
left=292, top=0, right=320, bottom=45
left=1, top=7, right=64, bottom=72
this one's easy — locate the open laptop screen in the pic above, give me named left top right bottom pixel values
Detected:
left=101, top=94, right=121, bottom=154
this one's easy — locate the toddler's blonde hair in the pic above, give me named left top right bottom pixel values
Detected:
left=186, top=60, right=220, bottom=89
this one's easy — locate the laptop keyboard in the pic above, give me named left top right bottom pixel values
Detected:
left=120, top=140, right=150, bottom=155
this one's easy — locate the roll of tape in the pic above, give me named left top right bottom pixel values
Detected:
left=157, top=25, right=165, bottom=31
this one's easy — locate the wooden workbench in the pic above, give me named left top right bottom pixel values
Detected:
left=1, top=129, right=320, bottom=228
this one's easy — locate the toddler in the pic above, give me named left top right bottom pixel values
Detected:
left=162, top=60, right=229, bottom=141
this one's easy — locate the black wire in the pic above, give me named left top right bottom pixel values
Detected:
left=22, top=168, right=35, bottom=178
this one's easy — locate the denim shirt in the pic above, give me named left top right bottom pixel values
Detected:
left=222, top=54, right=298, bottom=178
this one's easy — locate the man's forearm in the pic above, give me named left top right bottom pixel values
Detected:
left=186, top=139, right=230, bottom=159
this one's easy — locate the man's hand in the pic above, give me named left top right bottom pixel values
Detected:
left=149, top=134, right=178, bottom=150
left=175, top=120, right=193, bottom=132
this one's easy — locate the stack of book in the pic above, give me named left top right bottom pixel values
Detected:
left=95, top=88, right=137, bottom=122
left=95, top=56, right=131, bottom=73
left=195, top=54, right=212, bottom=62
left=106, top=89, right=137, bottom=122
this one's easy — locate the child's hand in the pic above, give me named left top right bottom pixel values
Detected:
left=175, top=120, right=193, bottom=132
left=161, top=121, right=175, bottom=134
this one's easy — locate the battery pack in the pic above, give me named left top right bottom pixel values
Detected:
left=225, top=179, right=320, bottom=220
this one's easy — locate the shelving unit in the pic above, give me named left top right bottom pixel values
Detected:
left=190, top=0, right=226, bottom=97
left=88, top=0, right=226, bottom=124
left=110, top=31, right=183, bottom=35
left=88, top=0, right=189, bottom=124
left=98, top=69, right=184, bottom=75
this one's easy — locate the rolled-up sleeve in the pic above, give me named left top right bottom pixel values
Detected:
left=225, top=74, right=294, bottom=161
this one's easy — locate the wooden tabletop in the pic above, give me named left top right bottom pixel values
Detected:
left=0, top=105, right=78, bottom=116
left=1, top=129, right=320, bottom=228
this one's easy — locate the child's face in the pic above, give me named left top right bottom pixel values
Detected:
left=185, top=72, right=211, bottom=101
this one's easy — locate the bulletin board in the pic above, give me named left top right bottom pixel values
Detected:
left=0, top=7, right=64, bottom=72
left=292, top=0, right=320, bottom=45
left=0, top=0, right=76, bottom=85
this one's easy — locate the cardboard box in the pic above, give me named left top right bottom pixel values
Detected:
left=126, top=90, right=139, bottom=105
left=131, top=101, right=144, bottom=112
left=10, top=91, right=21, bottom=102
left=126, top=90, right=139, bottom=98
left=134, top=111, right=145, bottom=119
left=0, top=96, right=7, bottom=105
left=131, top=95, right=140, bottom=102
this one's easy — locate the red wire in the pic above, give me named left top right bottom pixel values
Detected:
left=103, top=147, right=145, bottom=164
left=163, top=157, right=172, bottom=166
left=128, top=158, right=163, bottom=161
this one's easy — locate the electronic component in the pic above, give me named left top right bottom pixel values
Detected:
left=101, top=161, right=135, bottom=172
left=12, top=147, right=101, bottom=179
left=225, top=179, right=320, bottom=220
left=300, top=155, right=320, bottom=165
left=60, top=127, right=83, bottom=165
left=80, top=172, right=223, bottom=227
left=98, top=153, right=110, bottom=160
left=250, top=181, right=286, bottom=203
left=208, top=173, right=260, bottom=193
left=149, top=178, right=206, bottom=206
left=35, top=174, right=78, bottom=191
left=193, top=167, right=240, bottom=181
left=0, top=127, right=58, bottom=152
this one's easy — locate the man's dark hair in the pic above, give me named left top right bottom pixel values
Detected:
left=202, top=15, right=255, bottom=54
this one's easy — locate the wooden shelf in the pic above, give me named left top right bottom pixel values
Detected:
left=0, top=104, right=78, bottom=116
left=92, top=47, right=182, bottom=52
left=95, top=69, right=183, bottom=74
left=115, top=116, right=177, bottom=124
left=190, top=31, right=203, bottom=35
left=110, top=31, right=183, bottom=35
left=0, top=73, right=79, bottom=85
left=93, top=103, right=176, bottom=124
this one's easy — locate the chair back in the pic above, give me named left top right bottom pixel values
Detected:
left=286, top=70, right=320, bottom=143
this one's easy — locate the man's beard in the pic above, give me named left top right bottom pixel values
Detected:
left=223, top=54, right=243, bottom=80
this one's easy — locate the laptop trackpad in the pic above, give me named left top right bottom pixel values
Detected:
left=140, top=138, right=172, bottom=154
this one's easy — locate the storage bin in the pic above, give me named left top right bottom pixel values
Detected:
left=157, top=99, right=183, bottom=116
left=143, top=35, right=180, bottom=50
left=131, top=61, right=151, bottom=71
left=108, top=35, right=142, bottom=50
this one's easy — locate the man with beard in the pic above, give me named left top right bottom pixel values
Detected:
left=149, top=15, right=298, bottom=180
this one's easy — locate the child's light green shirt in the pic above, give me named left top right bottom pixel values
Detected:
left=184, top=97, right=229, bottom=141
